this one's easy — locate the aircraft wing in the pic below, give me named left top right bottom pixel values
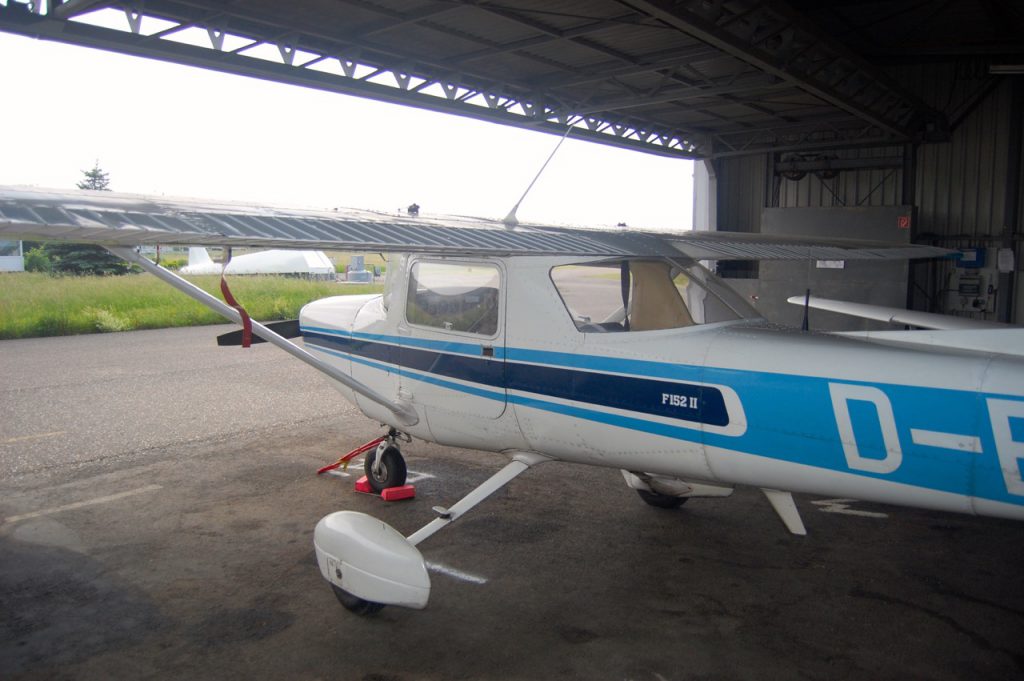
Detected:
left=786, top=294, right=1008, bottom=330
left=659, top=230, right=950, bottom=261
left=0, top=185, right=952, bottom=261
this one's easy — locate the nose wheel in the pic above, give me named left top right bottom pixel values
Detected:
left=331, top=585, right=385, bottom=616
left=364, top=433, right=408, bottom=493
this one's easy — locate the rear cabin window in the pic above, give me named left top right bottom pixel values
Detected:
left=406, top=261, right=500, bottom=335
left=551, top=259, right=697, bottom=332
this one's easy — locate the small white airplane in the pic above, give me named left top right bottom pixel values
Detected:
left=2, top=185, right=1022, bottom=616
left=179, top=246, right=335, bottom=277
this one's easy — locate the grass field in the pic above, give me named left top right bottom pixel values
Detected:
left=0, top=272, right=383, bottom=340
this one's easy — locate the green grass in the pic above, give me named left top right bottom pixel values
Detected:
left=0, top=272, right=383, bottom=340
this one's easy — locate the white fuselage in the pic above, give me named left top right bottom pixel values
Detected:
left=300, top=255, right=1024, bottom=523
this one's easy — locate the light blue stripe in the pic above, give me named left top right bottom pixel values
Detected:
left=304, top=328, right=1024, bottom=507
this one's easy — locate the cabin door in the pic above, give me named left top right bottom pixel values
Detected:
left=397, top=258, right=506, bottom=420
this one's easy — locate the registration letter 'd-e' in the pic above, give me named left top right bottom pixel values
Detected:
left=829, top=383, right=902, bottom=475
left=987, top=398, right=1024, bottom=496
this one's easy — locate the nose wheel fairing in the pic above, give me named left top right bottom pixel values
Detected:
left=314, top=511, right=431, bottom=610
left=314, top=453, right=548, bottom=612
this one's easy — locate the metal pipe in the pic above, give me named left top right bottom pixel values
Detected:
left=107, top=246, right=419, bottom=426
left=1001, top=79, right=1023, bottom=324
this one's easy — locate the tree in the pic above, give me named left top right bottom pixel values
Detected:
left=23, top=246, right=52, bottom=273
left=44, top=162, right=130, bottom=275
left=77, top=161, right=111, bottom=191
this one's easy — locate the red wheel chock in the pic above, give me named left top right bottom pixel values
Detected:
left=353, top=476, right=416, bottom=501
left=318, top=436, right=416, bottom=501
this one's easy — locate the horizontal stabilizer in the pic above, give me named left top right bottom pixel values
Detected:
left=217, top=319, right=300, bottom=346
left=786, top=295, right=1007, bottom=330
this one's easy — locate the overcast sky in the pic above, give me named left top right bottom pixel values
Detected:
left=0, top=18, right=694, bottom=231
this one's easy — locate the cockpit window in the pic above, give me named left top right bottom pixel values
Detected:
left=551, top=258, right=753, bottom=333
left=406, top=261, right=500, bottom=335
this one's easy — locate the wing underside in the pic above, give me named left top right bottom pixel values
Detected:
left=0, top=186, right=952, bottom=261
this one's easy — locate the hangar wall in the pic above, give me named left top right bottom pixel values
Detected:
left=713, top=74, right=1024, bottom=326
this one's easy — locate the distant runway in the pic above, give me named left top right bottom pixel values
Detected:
left=2, top=326, right=1023, bottom=680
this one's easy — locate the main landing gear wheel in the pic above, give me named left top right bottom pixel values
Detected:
left=364, top=445, right=407, bottom=493
left=636, top=489, right=688, bottom=509
left=331, top=585, right=385, bottom=616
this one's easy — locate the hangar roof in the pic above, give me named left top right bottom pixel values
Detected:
left=2, top=1, right=1022, bottom=159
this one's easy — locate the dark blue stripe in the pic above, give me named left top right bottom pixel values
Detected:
left=305, top=331, right=505, bottom=388
left=508, top=363, right=728, bottom=426
left=303, top=331, right=727, bottom=427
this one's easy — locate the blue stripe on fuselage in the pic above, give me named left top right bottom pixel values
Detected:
left=301, top=327, right=1024, bottom=507
left=304, top=329, right=728, bottom=427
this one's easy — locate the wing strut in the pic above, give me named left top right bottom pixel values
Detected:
left=106, top=247, right=419, bottom=427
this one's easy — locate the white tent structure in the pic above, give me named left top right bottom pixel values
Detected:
left=180, top=247, right=335, bottom=278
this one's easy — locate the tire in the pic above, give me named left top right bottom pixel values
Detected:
left=331, top=585, right=385, bottom=616
left=636, top=488, right=688, bottom=509
left=364, top=445, right=407, bottom=493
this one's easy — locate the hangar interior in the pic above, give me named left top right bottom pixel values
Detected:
left=2, top=0, right=1022, bottom=326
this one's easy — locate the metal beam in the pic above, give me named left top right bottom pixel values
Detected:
left=573, top=74, right=787, bottom=115
left=774, top=156, right=904, bottom=173
left=621, top=0, right=947, bottom=144
left=50, top=0, right=109, bottom=20
left=0, top=6, right=704, bottom=158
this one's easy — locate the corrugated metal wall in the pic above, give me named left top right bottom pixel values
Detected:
left=715, top=153, right=764, bottom=233
left=917, top=80, right=1013, bottom=239
left=716, top=147, right=908, bottom=232
left=713, top=75, right=1023, bottom=323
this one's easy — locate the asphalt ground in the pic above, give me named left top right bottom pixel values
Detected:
left=2, top=326, right=1023, bottom=680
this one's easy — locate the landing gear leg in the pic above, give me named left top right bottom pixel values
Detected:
left=364, top=429, right=409, bottom=493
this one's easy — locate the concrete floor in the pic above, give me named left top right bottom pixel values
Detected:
left=2, top=326, right=1023, bottom=680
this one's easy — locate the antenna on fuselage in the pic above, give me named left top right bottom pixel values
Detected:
left=502, top=119, right=578, bottom=229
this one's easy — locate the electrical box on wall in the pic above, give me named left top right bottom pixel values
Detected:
left=946, top=248, right=998, bottom=313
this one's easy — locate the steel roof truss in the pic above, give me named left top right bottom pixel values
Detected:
left=2, top=3, right=706, bottom=157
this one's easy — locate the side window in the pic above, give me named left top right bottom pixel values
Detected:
left=406, top=261, right=500, bottom=335
left=551, top=264, right=628, bottom=332
left=551, top=259, right=695, bottom=332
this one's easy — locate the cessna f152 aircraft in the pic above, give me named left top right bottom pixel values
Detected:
left=2, top=185, right=1022, bottom=615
